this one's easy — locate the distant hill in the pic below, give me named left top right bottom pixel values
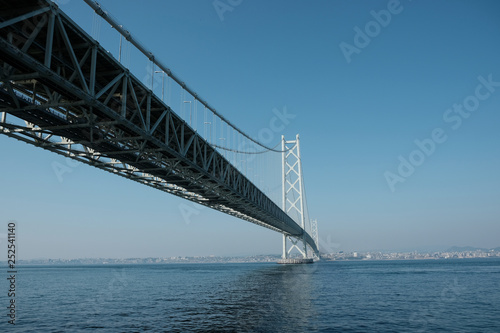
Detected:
left=446, top=246, right=489, bottom=252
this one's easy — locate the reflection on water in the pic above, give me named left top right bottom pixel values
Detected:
left=223, top=264, right=319, bottom=332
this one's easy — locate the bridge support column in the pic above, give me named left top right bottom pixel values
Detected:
left=282, top=234, right=287, bottom=259
left=280, top=134, right=318, bottom=262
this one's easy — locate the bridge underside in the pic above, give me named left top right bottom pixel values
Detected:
left=0, top=0, right=318, bottom=254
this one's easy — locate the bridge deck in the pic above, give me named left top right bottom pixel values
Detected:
left=0, top=0, right=318, bottom=254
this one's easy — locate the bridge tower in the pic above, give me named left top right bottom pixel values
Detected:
left=280, top=135, right=318, bottom=263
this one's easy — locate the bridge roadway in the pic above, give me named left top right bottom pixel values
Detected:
left=0, top=0, right=319, bottom=254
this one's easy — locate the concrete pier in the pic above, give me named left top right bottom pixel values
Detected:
left=277, top=258, right=314, bottom=264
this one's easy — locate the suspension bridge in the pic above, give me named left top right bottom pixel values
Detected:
left=0, top=0, right=319, bottom=262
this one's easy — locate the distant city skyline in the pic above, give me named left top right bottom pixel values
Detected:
left=2, top=0, right=500, bottom=260
left=4, top=245, right=499, bottom=264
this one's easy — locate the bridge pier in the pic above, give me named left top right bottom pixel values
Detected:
left=277, top=258, right=314, bottom=264
left=282, top=234, right=287, bottom=259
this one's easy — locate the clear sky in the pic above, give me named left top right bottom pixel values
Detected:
left=1, top=0, right=500, bottom=259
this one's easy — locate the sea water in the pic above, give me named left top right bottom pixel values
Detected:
left=1, top=259, right=499, bottom=332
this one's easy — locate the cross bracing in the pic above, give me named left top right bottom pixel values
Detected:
left=0, top=0, right=319, bottom=254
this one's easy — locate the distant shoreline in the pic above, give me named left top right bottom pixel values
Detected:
left=1, top=250, right=499, bottom=266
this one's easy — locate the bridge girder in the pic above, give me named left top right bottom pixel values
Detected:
left=0, top=0, right=319, bottom=254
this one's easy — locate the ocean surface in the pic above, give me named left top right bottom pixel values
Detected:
left=1, top=259, right=499, bottom=332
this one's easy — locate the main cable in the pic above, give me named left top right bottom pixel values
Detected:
left=83, top=0, right=291, bottom=153
left=210, top=141, right=282, bottom=155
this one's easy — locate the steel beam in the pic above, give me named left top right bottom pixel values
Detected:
left=0, top=0, right=319, bottom=253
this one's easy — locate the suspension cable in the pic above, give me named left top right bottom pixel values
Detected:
left=210, top=141, right=282, bottom=155
left=83, top=0, right=290, bottom=153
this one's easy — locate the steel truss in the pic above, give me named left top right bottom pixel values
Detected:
left=0, top=0, right=318, bottom=253
left=281, top=135, right=320, bottom=259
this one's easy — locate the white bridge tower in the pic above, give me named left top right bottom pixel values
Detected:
left=280, top=135, right=319, bottom=263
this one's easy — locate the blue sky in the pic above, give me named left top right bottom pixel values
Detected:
left=1, top=0, right=500, bottom=259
